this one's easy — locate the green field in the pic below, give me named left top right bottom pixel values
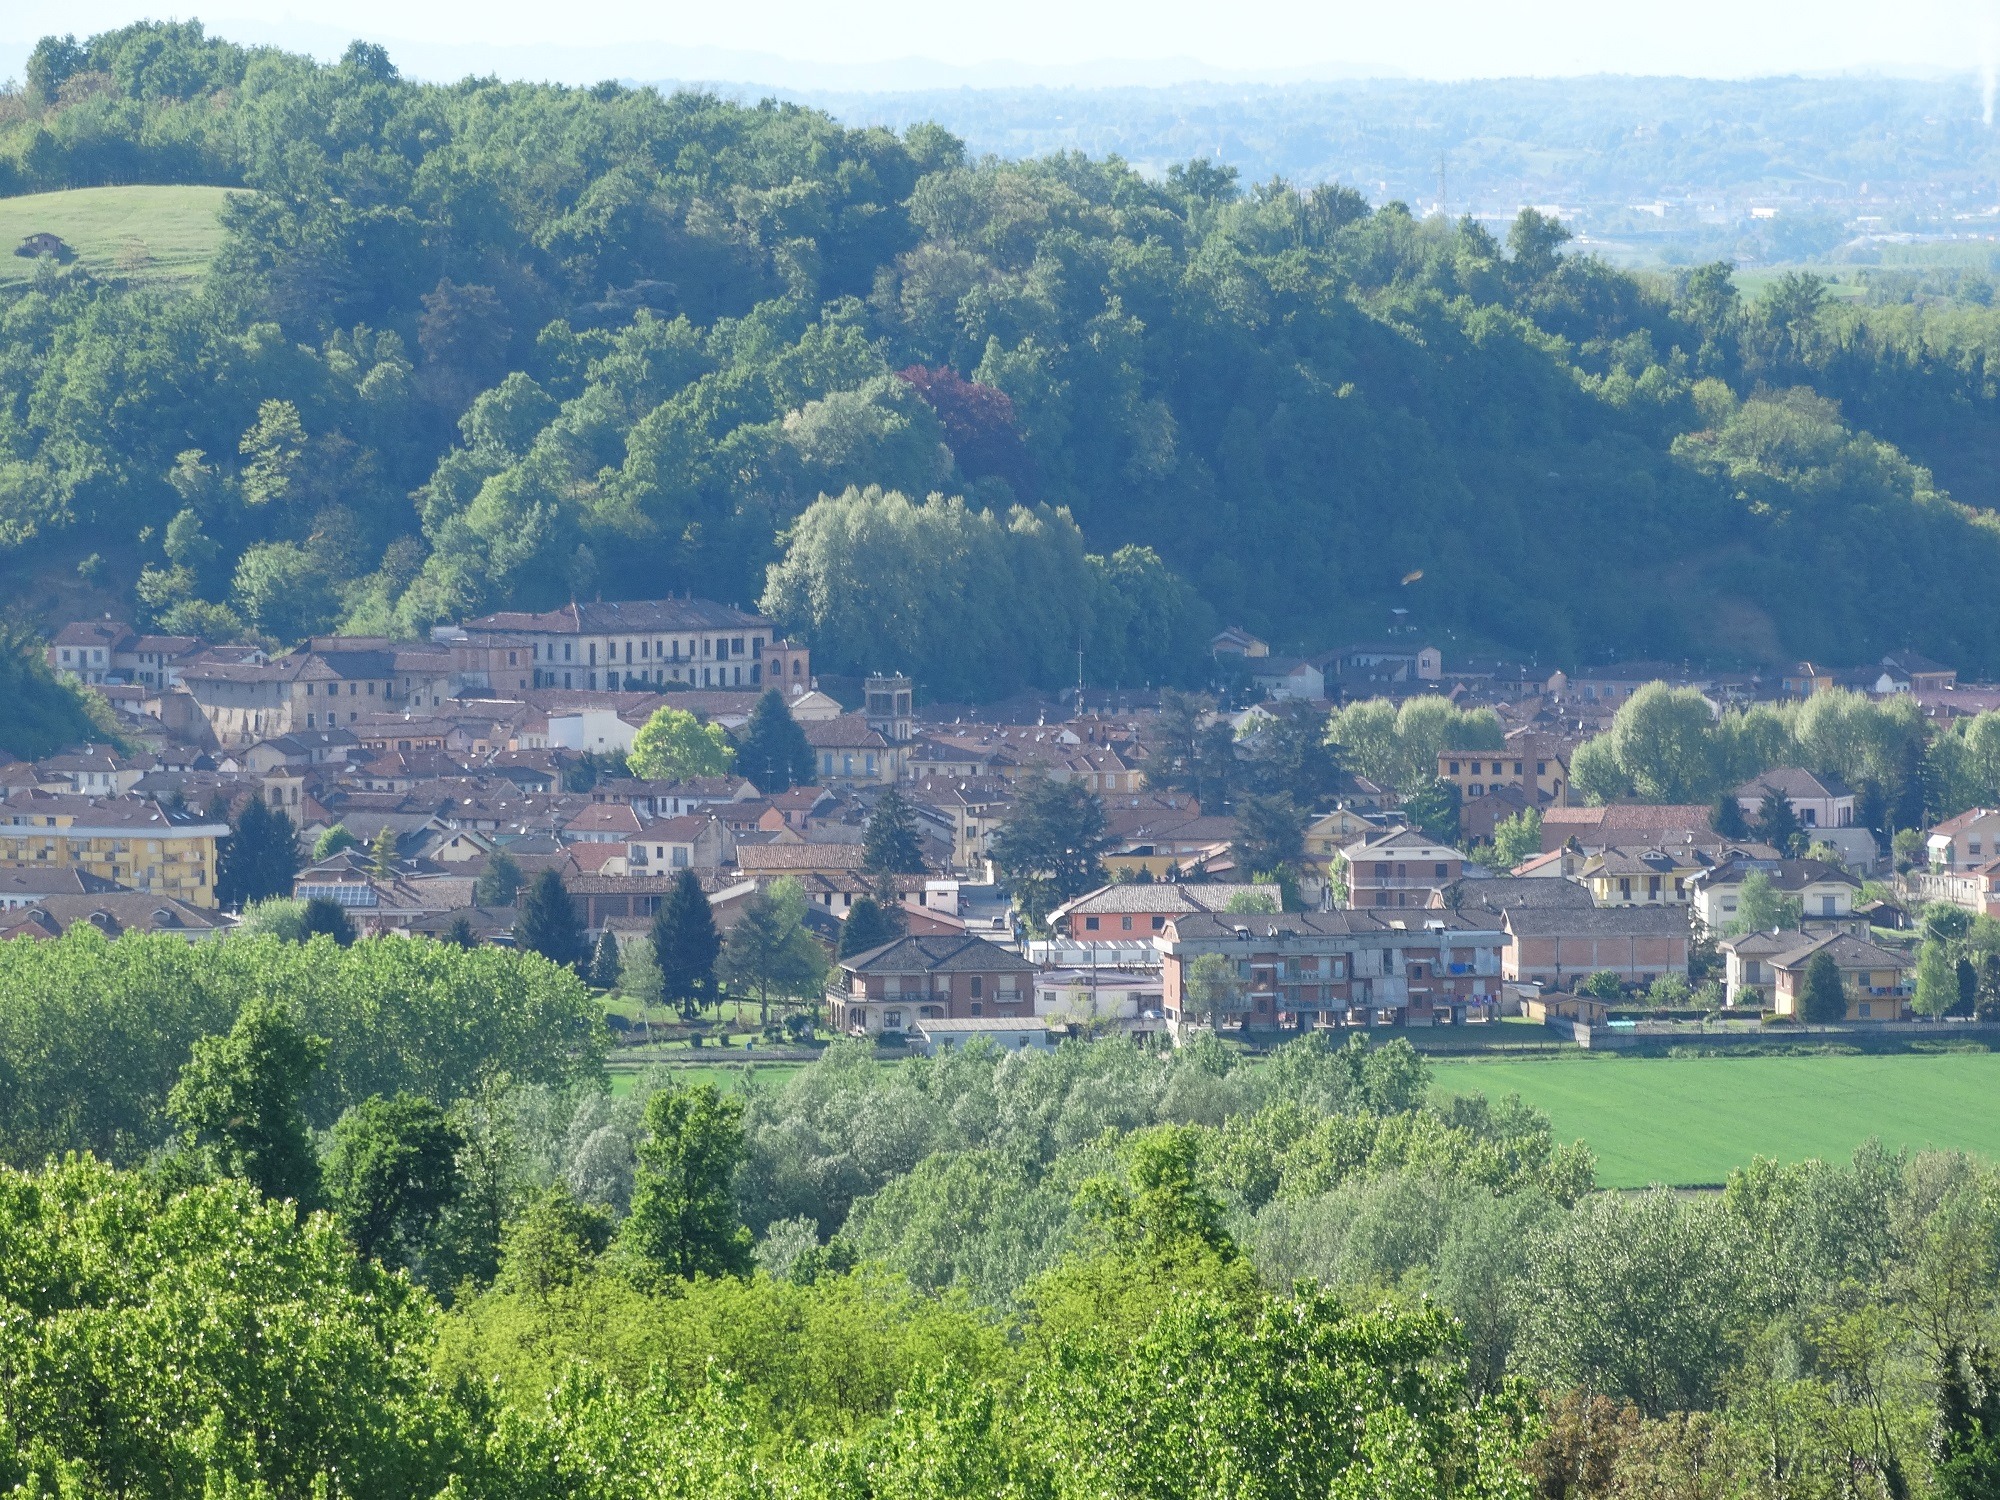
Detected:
left=0, top=184, right=235, bottom=287
left=606, top=1060, right=807, bottom=1096
left=1438, top=1051, right=2000, bottom=1188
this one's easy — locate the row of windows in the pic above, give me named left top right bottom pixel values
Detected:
left=1367, top=862, right=1452, bottom=878
left=303, top=681, right=386, bottom=697
left=1082, top=914, right=1168, bottom=932
left=538, top=635, right=766, bottom=665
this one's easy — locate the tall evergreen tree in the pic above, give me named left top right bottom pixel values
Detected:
left=1800, top=949, right=1848, bottom=1023
left=590, top=929, right=622, bottom=989
left=1232, top=792, right=1306, bottom=882
left=1756, top=787, right=1803, bottom=854
left=862, top=784, right=927, bottom=875
left=839, top=894, right=903, bottom=957
left=473, top=851, right=522, bottom=906
left=1711, top=792, right=1748, bottom=840
left=736, top=689, right=815, bottom=793
left=215, top=796, right=300, bottom=909
left=299, top=896, right=356, bottom=946
left=514, top=869, right=587, bottom=973
left=991, top=769, right=1110, bottom=932
left=1891, top=735, right=1933, bottom=835
left=718, top=878, right=828, bottom=1026
left=653, top=868, right=720, bottom=1018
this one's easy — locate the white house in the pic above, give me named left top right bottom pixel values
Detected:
left=1734, top=768, right=1855, bottom=830
left=1689, top=858, right=1861, bottom=934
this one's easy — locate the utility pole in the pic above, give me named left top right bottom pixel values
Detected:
left=1438, top=152, right=1449, bottom=219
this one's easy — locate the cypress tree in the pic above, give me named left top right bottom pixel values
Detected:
left=1800, top=949, right=1847, bottom=1023
left=653, top=868, right=720, bottom=1018
left=590, top=929, right=622, bottom=988
left=515, top=869, right=587, bottom=973
left=1756, top=788, right=1802, bottom=854
left=473, top=851, right=522, bottom=907
left=300, top=896, right=356, bottom=946
left=737, top=689, right=815, bottom=793
left=862, top=785, right=927, bottom=875
left=1711, top=792, right=1748, bottom=840
left=368, top=824, right=398, bottom=878
left=839, top=894, right=902, bottom=957
left=216, top=796, right=301, bottom=909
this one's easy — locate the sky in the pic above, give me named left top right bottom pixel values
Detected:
left=0, top=0, right=1994, bottom=89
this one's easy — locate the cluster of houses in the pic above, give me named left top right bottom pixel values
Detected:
left=12, top=600, right=1994, bottom=1045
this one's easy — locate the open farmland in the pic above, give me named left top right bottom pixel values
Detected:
left=0, top=183, right=234, bottom=286
left=1437, top=1049, right=2000, bottom=1187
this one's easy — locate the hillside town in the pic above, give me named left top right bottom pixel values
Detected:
left=11, top=595, right=1995, bottom=1049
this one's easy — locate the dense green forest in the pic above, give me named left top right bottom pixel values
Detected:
left=11, top=24, right=2000, bottom=693
left=6, top=928, right=2000, bottom=1498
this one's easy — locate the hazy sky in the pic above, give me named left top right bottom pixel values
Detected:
left=2, top=0, right=1994, bottom=87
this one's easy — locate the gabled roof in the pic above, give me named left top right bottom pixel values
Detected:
left=1769, top=930, right=1911, bottom=972
left=1930, top=807, right=2000, bottom=838
left=804, top=714, right=891, bottom=750
left=1882, top=649, right=1952, bottom=676
left=1692, top=858, right=1859, bottom=892
left=736, top=843, right=871, bottom=871
left=0, top=893, right=224, bottom=939
left=0, top=866, right=128, bottom=898
left=1735, top=767, right=1852, bottom=801
left=1338, top=825, right=1465, bottom=860
left=1717, top=928, right=1800, bottom=957
left=1049, top=882, right=1268, bottom=920
left=841, top=934, right=1035, bottom=975
left=1543, top=803, right=1715, bottom=834
left=562, top=803, right=645, bottom=835
left=1583, top=847, right=1702, bottom=877
left=1434, top=875, right=1594, bottom=917
left=50, top=620, right=133, bottom=650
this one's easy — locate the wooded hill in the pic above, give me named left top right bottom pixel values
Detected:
left=8, top=23, right=2000, bottom=693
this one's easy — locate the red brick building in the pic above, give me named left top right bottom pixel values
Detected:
left=1501, top=904, right=1690, bottom=987
left=828, top=934, right=1038, bottom=1036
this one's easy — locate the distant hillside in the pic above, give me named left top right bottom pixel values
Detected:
left=788, top=76, right=1999, bottom=266
left=10, top=23, right=2000, bottom=692
left=0, top=184, right=234, bottom=287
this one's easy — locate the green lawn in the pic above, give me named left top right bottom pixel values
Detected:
left=606, top=1060, right=809, bottom=1096
left=0, top=184, right=236, bottom=287
left=1437, top=1051, right=2000, bottom=1188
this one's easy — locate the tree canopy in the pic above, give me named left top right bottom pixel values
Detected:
left=628, top=706, right=735, bottom=782
left=16, top=28, right=2000, bottom=695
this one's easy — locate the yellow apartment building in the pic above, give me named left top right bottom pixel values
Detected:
left=0, top=794, right=228, bottom=907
